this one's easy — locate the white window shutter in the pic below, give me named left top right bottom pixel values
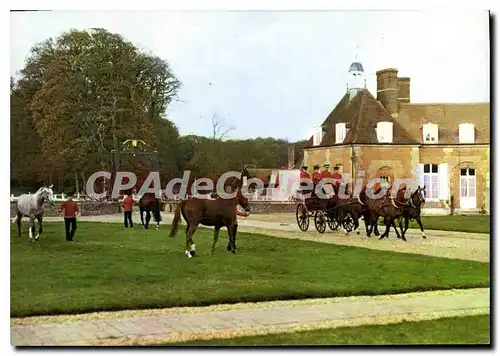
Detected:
left=336, top=123, right=346, bottom=143
left=438, top=163, right=449, bottom=200
left=418, top=164, right=425, bottom=188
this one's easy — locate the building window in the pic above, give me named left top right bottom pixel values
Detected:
left=459, top=123, right=475, bottom=143
left=423, top=164, right=439, bottom=200
left=313, top=126, right=323, bottom=146
left=422, top=123, right=438, bottom=143
left=376, top=122, right=393, bottom=143
left=335, top=123, right=346, bottom=144
left=460, top=168, right=476, bottom=197
left=380, top=175, right=391, bottom=184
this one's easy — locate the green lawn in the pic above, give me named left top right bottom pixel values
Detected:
left=11, top=222, right=489, bottom=317
left=169, top=315, right=490, bottom=346
left=380, top=215, right=490, bottom=234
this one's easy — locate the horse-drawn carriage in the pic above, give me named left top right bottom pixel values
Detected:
left=295, top=195, right=356, bottom=233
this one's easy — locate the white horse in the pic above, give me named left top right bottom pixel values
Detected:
left=12, top=185, right=54, bottom=242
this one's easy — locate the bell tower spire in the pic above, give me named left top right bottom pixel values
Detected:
left=348, top=46, right=365, bottom=99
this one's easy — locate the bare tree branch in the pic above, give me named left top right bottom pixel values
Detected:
left=211, top=113, right=235, bottom=140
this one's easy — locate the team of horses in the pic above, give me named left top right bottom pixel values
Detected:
left=12, top=183, right=426, bottom=259
left=322, top=184, right=427, bottom=241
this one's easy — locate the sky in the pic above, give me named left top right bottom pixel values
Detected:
left=10, top=10, right=490, bottom=141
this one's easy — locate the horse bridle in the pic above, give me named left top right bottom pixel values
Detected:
left=406, top=189, right=424, bottom=209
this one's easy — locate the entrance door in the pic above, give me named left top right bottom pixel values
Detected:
left=460, top=168, right=476, bottom=209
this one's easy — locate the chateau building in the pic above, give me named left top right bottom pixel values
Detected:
left=300, top=60, right=490, bottom=213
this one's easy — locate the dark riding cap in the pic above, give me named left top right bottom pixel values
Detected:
left=313, top=165, right=320, bottom=170
left=323, top=163, right=330, bottom=168
left=334, top=166, right=339, bottom=171
left=301, top=165, right=308, bottom=170
left=67, top=191, right=75, bottom=197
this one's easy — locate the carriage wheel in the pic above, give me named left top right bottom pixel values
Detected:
left=327, top=214, right=339, bottom=231
left=296, top=203, right=310, bottom=232
left=314, top=211, right=327, bottom=234
left=342, top=213, right=355, bottom=233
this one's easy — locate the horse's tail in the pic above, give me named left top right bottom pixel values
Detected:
left=168, top=200, right=186, bottom=238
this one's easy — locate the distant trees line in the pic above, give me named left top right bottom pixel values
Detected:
left=10, top=28, right=306, bottom=193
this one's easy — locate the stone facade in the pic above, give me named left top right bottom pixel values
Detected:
left=304, top=144, right=489, bottom=211
left=301, top=63, right=490, bottom=214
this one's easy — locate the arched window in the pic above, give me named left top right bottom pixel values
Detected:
left=376, top=167, right=395, bottom=188
left=379, top=175, right=390, bottom=184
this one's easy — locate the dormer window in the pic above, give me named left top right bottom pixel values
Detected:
left=335, top=123, right=346, bottom=143
left=459, top=123, right=475, bottom=143
left=422, top=123, right=438, bottom=143
left=376, top=122, right=393, bottom=143
left=313, top=126, right=323, bottom=146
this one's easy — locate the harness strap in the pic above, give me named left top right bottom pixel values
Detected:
left=391, top=199, right=400, bottom=209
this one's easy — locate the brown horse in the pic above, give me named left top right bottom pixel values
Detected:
left=168, top=191, right=251, bottom=258
left=365, top=185, right=426, bottom=241
left=364, top=185, right=407, bottom=240
left=139, top=192, right=162, bottom=230
left=358, top=186, right=384, bottom=237
left=395, top=186, right=427, bottom=240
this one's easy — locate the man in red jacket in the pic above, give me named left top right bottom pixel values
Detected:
left=312, top=165, right=322, bottom=185
left=122, top=191, right=138, bottom=228
left=332, top=166, right=343, bottom=192
left=311, top=165, right=322, bottom=196
left=299, top=165, right=312, bottom=197
left=59, top=191, right=79, bottom=242
left=320, top=163, right=334, bottom=197
left=396, top=185, right=407, bottom=202
left=321, top=163, right=332, bottom=180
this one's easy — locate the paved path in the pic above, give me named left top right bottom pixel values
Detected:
left=11, top=288, right=489, bottom=346
left=40, top=212, right=490, bottom=262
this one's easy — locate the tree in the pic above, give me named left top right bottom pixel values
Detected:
left=211, top=113, right=235, bottom=140
left=10, top=78, right=44, bottom=187
left=11, top=28, right=182, bottom=191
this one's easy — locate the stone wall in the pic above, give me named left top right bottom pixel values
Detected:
left=10, top=200, right=486, bottom=218
left=248, top=201, right=297, bottom=214
left=10, top=201, right=121, bottom=218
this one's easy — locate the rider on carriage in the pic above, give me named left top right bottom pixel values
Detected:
left=312, top=165, right=322, bottom=187
left=299, top=165, right=313, bottom=197
left=331, top=166, right=343, bottom=192
left=320, top=163, right=332, bottom=181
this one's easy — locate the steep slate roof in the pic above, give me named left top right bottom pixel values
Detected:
left=397, top=103, right=490, bottom=144
left=309, top=89, right=418, bottom=146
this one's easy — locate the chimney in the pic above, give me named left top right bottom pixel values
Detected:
left=288, top=144, right=295, bottom=169
left=397, top=77, right=411, bottom=105
left=376, top=68, right=399, bottom=117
